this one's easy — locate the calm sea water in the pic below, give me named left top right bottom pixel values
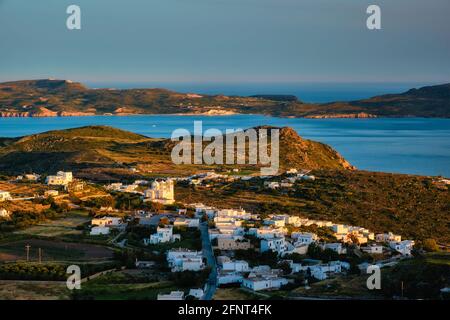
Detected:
left=0, top=115, right=449, bottom=177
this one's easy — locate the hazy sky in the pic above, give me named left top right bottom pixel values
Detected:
left=1, top=0, right=449, bottom=86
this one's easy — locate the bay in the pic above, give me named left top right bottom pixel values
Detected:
left=0, top=115, right=449, bottom=177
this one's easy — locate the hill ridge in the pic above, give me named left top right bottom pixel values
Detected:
left=0, top=125, right=353, bottom=178
left=1, top=79, right=449, bottom=118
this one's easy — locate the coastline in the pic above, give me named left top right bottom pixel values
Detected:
left=1, top=112, right=448, bottom=119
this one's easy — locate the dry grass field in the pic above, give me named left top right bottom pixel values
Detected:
left=290, top=274, right=383, bottom=299
left=0, top=280, right=70, bottom=300
left=214, top=288, right=262, bottom=300
left=13, top=211, right=90, bottom=238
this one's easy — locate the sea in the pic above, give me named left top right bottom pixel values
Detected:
left=0, top=115, right=449, bottom=177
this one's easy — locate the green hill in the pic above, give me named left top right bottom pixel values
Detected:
left=0, top=125, right=353, bottom=179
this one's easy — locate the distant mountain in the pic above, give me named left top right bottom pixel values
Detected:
left=249, top=94, right=299, bottom=102
left=303, top=83, right=450, bottom=118
left=0, top=79, right=449, bottom=118
left=0, top=79, right=292, bottom=117
left=0, top=125, right=353, bottom=180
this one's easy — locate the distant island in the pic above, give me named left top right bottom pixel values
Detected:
left=0, top=79, right=449, bottom=118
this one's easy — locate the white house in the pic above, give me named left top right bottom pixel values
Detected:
left=167, top=249, right=204, bottom=272
left=291, top=232, right=318, bottom=245
left=216, top=236, right=252, bottom=250
left=145, top=226, right=181, bottom=245
left=222, top=260, right=250, bottom=272
left=24, top=173, right=40, bottom=181
left=285, top=216, right=301, bottom=226
left=321, top=243, right=347, bottom=255
left=264, top=218, right=286, bottom=227
left=105, top=183, right=123, bottom=191
left=241, top=276, right=289, bottom=291
left=91, top=217, right=122, bottom=227
left=389, top=240, right=415, bottom=255
left=46, top=171, right=73, bottom=186
left=0, top=191, right=12, bottom=202
left=214, top=216, right=242, bottom=227
left=376, top=232, right=401, bottom=243
left=260, top=237, right=287, bottom=255
left=361, top=244, right=384, bottom=254
left=174, top=218, right=200, bottom=228
left=288, top=262, right=303, bottom=273
left=283, top=243, right=309, bottom=256
left=306, top=261, right=349, bottom=280
left=90, top=226, right=110, bottom=236
left=249, top=265, right=278, bottom=276
left=167, top=249, right=202, bottom=261
left=179, top=258, right=204, bottom=272
left=216, top=208, right=251, bottom=220
left=218, top=271, right=244, bottom=285
left=144, top=179, right=175, bottom=204
left=331, top=224, right=349, bottom=234
left=249, top=227, right=284, bottom=239
left=157, top=291, right=184, bottom=300
left=193, top=204, right=216, bottom=218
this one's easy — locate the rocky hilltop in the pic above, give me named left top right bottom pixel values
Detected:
left=0, top=79, right=449, bottom=118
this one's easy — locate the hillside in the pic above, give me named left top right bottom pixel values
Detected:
left=0, top=125, right=353, bottom=180
left=0, top=79, right=449, bottom=118
left=274, top=127, right=353, bottom=170
left=302, top=83, right=450, bottom=118
left=0, top=79, right=292, bottom=117
left=176, top=170, right=450, bottom=244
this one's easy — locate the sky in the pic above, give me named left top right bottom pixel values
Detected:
left=0, top=0, right=449, bottom=93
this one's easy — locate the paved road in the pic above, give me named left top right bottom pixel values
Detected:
left=200, top=222, right=217, bottom=300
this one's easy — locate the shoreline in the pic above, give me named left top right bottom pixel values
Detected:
left=0, top=113, right=449, bottom=119
left=0, top=118, right=448, bottom=178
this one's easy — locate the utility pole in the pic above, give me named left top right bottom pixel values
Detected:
left=38, top=248, right=42, bottom=263
left=25, top=244, right=31, bottom=262
left=401, top=281, right=404, bottom=298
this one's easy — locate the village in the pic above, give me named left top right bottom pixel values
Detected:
left=0, top=169, right=446, bottom=300
left=0, top=166, right=428, bottom=300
